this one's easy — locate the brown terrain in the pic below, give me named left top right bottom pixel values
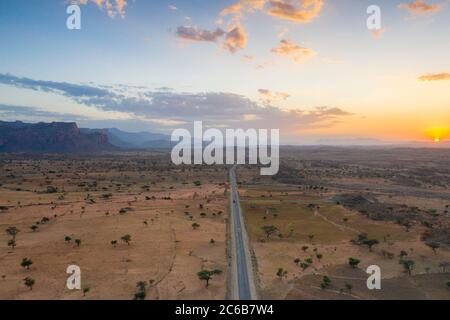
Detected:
left=0, top=153, right=228, bottom=300
left=1, top=146, right=450, bottom=300
left=237, top=147, right=450, bottom=300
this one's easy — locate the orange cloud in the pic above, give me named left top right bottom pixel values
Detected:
left=221, top=3, right=244, bottom=16
left=177, top=0, right=324, bottom=55
left=221, top=0, right=324, bottom=23
left=258, top=89, right=290, bottom=104
left=418, top=72, right=450, bottom=81
left=224, top=26, right=248, bottom=53
left=175, top=25, right=247, bottom=54
left=271, top=39, right=316, bottom=62
left=398, top=1, right=442, bottom=15
left=77, top=0, right=127, bottom=18
left=371, top=28, right=386, bottom=39
left=266, top=0, right=324, bottom=23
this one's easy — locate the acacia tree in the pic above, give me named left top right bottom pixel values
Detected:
left=426, top=241, right=440, bottom=254
left=121, top=235, right=132, bottom=246
left=6, top=227, right=19, bottom=249
left=364, top=239, right=379, bottom=252
left=83, top=287, right=90, bottom=297
left=261, top=226, right=278, bottom=240
left=133, top=281, right=148, bottom=300
left=137, top=281, right=148, bottom=292
left=6, top=226, right=20, bottom=240
left=276, top=268, right=288, bottom=280
left=197, top=269, right=222, bottom=288
left=7, top=239, right=16, bottom=250
left=320, top=276, right=331, bottom=289
left=401, top=260, right=415, bottom=276
left=399, top=250, right=408, bottom=259
left=192, top=223, right=200, bottom=230
left=348, top=257, right=361, bottom=269
left=21, top=258, right=33, bottom=270
left=23, top=277, right=35, bottom=290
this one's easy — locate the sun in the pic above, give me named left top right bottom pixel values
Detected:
left=425, top=127, right=449, bottom=143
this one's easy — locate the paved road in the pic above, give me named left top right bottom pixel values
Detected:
left=229, top=165, right=256, bottom=300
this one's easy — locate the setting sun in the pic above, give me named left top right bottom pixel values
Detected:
left=425, top=127, right=449, bottom=143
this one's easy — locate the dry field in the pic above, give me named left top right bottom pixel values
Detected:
left=1, top=147, right=450, bottom=300
left=0, top=153, right=229, bottom=300
left=237, top=147, right=450, bottom=300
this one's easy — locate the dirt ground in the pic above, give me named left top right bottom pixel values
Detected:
left=236, top=147, right=450, bottom=300
left=0, top=153, right=229, bottom=300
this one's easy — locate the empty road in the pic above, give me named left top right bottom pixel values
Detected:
left=229, top=165, right=257, bottom=300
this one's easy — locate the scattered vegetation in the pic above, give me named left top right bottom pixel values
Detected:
left=197, top=269, right=222, bottom=288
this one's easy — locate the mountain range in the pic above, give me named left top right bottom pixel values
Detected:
left=0, top=121, right=171, bottom=153
left=80, top=127, right=172, bottom=149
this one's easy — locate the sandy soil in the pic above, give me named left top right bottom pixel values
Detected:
left=240, top=185, right=450, bottom=300
left=0, top=154, right=229, bottom=300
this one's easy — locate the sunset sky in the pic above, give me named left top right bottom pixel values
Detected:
left=0, top=0, right=449, bottom=144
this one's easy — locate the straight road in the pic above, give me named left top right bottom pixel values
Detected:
left=229, top=165, right=257, bottom=300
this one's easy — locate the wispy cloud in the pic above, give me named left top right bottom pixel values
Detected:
left=266, top=0, right=324, bottom=23
left=220, top=0, right=324, bottom=23
left=418, top=72, right=450, bottom=81
left=398, top=1, right=442, bottom=15
left=258, top=89, right=290, bottom=104
left=223, top=25, right=248, bottom=53
left=0, top=73, right=110, bottom=97
left=175, top=26, right=225, bottom=42
left=271, top=39, right=316, bottom=62
left=175, top=25, right=247, bottom=54
left=76, top=0, right=128, bottom=18
left=371, top=28, right=386, bottom=39
left=0, top=104, right=89, bottom=121
left=0, top=73, right=352, bottom=134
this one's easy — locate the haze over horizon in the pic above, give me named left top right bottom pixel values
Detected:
left=1, top=0, right=449, bottom=145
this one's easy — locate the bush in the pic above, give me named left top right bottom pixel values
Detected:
left=46, top=186, right=58, bottom=194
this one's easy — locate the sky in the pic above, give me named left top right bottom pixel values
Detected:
left=0, top=0, right=449, bottom=144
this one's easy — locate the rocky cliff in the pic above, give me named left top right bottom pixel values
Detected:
left=0, top=121, right=115, bottom=153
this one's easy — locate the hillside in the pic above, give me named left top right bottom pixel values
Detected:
left=0, top=121, right=115, bottom=153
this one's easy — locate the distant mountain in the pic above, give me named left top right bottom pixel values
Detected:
left=0, top=121, right=115, bottom=153
left=81, top=127, right=172, bottom=149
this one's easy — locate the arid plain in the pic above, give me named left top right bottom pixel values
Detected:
left=0, top=153, right=228, bottom=300
left=237, top=147, right=450, bottom=299
left=1, top=147, right=450, bottom=300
